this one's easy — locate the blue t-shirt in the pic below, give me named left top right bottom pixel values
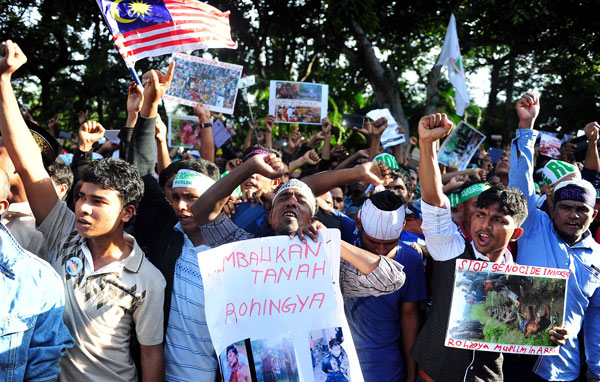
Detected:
left=341, top=217, right=427, bottom=382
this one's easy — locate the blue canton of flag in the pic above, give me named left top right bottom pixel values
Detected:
left=98, top=0, right=172, bottom=35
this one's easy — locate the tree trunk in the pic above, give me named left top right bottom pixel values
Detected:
left=484, top=58, right=503, bottom=132
left=503, top=53, right=516, bottom=135
left=425, top=65, right=442, bottom=115
left=348, top=19, right=409, bottom=137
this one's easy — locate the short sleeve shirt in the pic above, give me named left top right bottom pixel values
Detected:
left=37, top=200, right=166, bottom=382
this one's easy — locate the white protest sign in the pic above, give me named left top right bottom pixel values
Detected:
left=198, top=229, right=364, bottom=381
left=164, top=52, right=243, bottom=114
left=269, top=81, right=329, bottom=125
left=437, top=121, right=486, bottom=170
left=366, top=108, right=405, bottom=148
left=446, top=259, right=568, bottom=356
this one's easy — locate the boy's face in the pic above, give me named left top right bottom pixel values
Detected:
left=171, top=186, right=202, bottom=234
left=470, top=202, right=521, bottom=260
left=75, top=182, right=133, bottom=238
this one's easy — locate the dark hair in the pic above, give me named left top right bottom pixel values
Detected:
left=159, top=159, right=220, bottom=189
left=389, top=168, right=412, bottom=192
left=242, top=145, right=281, bottom=162
left=47, top=161, right=74, bottom=196
left=476, top=184, right=528, bottom=226
left=369, top=189, right=405, bottom=211
left=226, top=345, right=238, bottom=355
left=80, top=158, right=143, bottom=208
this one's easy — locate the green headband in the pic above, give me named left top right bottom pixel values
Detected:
left=459, top=183, right=491, bottom=204
left=448, top=193, right=461, bottom=208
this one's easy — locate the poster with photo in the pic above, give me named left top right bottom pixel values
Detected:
left=198, top=230, right=364, bottom=382
left=539, top=131, right=571, bottom=159
left=168, top=115, right=201, bottom=148
left=309, top=327, right=351, bottom=382
left=437, top=121, right=486, bottom=170
left=446, top=259, right=568, bottom=355
left=269, top=81, right=329, bottom=125
left=164, top=52, right=243, bottom=114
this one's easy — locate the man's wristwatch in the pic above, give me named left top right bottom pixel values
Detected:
left=199, top=122, right=212, bottom=128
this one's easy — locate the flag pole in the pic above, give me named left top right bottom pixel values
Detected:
left=128, top=65, right=143, bottom=87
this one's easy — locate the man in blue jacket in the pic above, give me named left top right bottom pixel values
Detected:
left=509, top=92, right=599, bottom=381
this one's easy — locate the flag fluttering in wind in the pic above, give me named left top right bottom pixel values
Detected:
left=436, top=14, right=470, bottom=116
left=97, top=0, right=237, bottom=66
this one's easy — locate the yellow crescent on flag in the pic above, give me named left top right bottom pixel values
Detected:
left=110, top=0, right=137, bottom=23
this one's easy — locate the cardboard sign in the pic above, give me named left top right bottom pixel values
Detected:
left=438, top=121, right=486, bottom=170
left=269, top=81, right=329, bottom=125
left=446, top=259, right=568, bottom=355
left=198, top=230, right=364, bottom=381
left=165, top=52, right=243, bottom=114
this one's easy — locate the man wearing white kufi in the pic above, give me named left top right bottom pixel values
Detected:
left=341, top=188, right=427, bottom=382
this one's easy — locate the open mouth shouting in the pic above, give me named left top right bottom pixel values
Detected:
left=475, top=230, right=493, bottom=247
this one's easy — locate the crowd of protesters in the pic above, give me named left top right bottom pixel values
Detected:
left=1, top=38, right=599, bottom=382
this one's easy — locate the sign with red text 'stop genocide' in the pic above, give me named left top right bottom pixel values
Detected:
left=198, top=229, right=364, bottom=381
left=446, top=259, right=568, bottom=356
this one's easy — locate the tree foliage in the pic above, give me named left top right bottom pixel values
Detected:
left=0, top=0, right=598, bottom=146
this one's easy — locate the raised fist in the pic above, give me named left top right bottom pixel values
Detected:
left=0, top=40, right=27, bottom=78
left=418, top=113, right=454, bottom=143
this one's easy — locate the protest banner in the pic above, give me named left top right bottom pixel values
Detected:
left=366, top=108, right=405, bottom=148
left=437, top=121, right=486, bottom=170
left=539, top=131, right=571, bottom=159
left=445, top=259, right=568, bottom=356
left=269, top=81, right=329, bottom=125
left=164, top=52, right=243, bottom=114
left=197, top=229, right=364, bottom=381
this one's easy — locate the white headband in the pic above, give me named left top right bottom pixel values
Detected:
left=172, top=169, right=215, bottom=195
left=359, top=198, right=405, bottom=241
left=272, top=179, right=317, bottom=214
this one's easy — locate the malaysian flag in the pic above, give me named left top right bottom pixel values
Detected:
left=97, top=0, right=237, bottom=65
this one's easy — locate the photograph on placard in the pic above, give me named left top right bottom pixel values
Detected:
left=437, top=121, right=486, bottom=170
left=168, top=115, right=201, bottom=148
left=274, top=81, right=323, bottom=101
left=309, top=327, right=350, bottom=382
left=269, top=81, right=328, bottom=125
left=274, top=106, right=322, bottom=124
left=445, top=260, right=568, bottom=355
left=250, top=335, right=299, bottom=382
left=539, top=131, right=571, bottom=159
left=220, top=339, right=255, bottom=382
left=164, top=52, right=243, bottom=114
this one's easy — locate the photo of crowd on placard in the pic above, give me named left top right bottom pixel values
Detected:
left=309, top=327, right=351, bottom=382
left=447, top=267, right=566, bottom=348
left=274, top=81, right=323, bottom=101
left=437, top=121, right=486, bottom=170
left=168, top=115, right=201, bottom=148
left=166, top=54, right=242, bottom=114
left=274, top=106, right=321, bottom=123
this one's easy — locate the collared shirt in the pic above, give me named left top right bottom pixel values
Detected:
left=37, top=199, right=166, bottom=382
left=0, top=222, right=73, bottom=381
left=420, top=197, right=513, bottom=264
left=510, top=128, right=600, bottom=381
left=164, top=223, right=216, bottom=382
left=2, top=201, right=47, bottom=259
